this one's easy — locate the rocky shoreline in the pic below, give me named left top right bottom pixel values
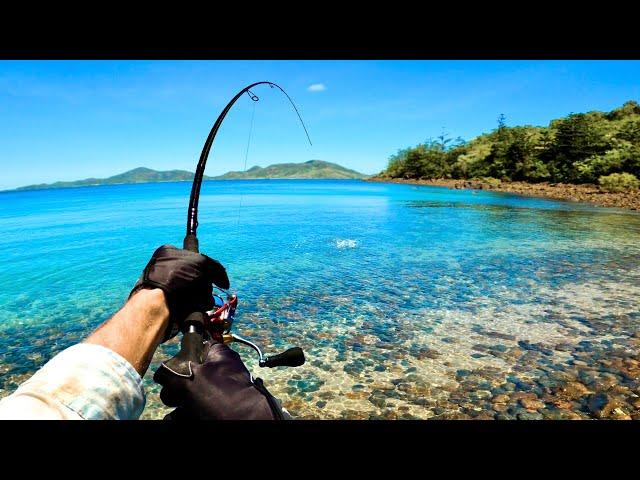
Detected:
left=368, top=177, right=640, bottom=212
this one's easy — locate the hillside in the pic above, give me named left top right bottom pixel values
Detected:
left=13, top=161, right=366, bottom=191
left=15, top=167, right=207, bottom=191
left=380, top=100, right=640, bottom=186
left=213, top=160, right=367, bottom=179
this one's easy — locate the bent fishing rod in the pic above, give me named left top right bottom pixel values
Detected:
left=161, top=82, right=312, bottom=378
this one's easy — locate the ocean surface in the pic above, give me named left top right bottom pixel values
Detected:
left=0, top=179, right=639, bottom=420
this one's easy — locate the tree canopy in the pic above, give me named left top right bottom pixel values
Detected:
left=381, top=101, right=640, bottom=186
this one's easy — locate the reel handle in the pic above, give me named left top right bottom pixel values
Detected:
left=261, top=347, right=306, bottom=368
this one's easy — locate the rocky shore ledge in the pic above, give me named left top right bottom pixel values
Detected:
left=368, top=177, right=640, bottom=211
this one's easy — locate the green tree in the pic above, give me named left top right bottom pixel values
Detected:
left=385, top=147, right=411, bottom=178
left=402, top=147, right=426, bottom=178
left=496, top=114, right=507, bottom=141
left=605, top=100, right=640, bottom=120
left=598, top=172, right=640, bottom=192
left=420, top=142, right=449, bottom=179
left=549, top=113, right=610, bottom=182
left=618, top=118, right=640, bottom=144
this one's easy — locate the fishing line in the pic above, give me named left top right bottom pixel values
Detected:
left=185, top=81, right=312, bottom=252
left=235, top=100, right=257, bottom=231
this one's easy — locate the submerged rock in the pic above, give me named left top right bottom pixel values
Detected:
left=587, top=393, right=630, bottom=419
left=431, top=412, right=472, bottom=420
left=417, top=348, right=441, bottom=360
left=492, top=394, right=510, bottom=404
left=471, top=412, right=496, bottom=420
left=556, top=381, right=592, bottom=400
left=520, top=398, right=545, bottom=411
left=368, top=393, right=387, bottom=408
left=517, top=411, right=544, bottom=420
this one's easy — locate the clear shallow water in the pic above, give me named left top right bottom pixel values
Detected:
left=0, top=179, right=639, bottom=420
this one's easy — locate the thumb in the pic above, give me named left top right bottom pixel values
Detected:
left=202, top=255, right=230, bottom=290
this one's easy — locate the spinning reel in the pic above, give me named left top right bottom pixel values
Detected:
left=206, top=290, right=305, bottom=369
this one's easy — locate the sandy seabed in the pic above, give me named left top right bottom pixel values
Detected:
left=141, top=271, right=640, bottom=420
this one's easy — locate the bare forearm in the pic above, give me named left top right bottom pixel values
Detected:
left=0, top=244, right=226, bottom=420
left=85, top=288, right=170, bottom=377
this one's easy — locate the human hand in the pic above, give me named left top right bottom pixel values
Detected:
left=130, top=245, right=230, bottom=342
left=153, top=341, right=287, bottom=420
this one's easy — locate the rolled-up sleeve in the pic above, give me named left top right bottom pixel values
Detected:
left=0, top=343, right=146, bottom=420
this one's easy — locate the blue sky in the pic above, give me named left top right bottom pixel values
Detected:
left=1, top=60, right=639, bottom=190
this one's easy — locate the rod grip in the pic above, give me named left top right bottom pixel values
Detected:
left=183, top=234, right=199, bottom=253
left=160, top=312, right=205, bottom=377
left=162, top=234, right=200, bottom=378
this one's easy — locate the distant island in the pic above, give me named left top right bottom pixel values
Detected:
left=14, top=167, right=200, bottom=191
left=12, top=160, right=368, bottom=191
left=215, top=160, right=366, bottom=180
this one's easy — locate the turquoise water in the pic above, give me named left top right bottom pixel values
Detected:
left=0, top=179, right=639, bottom=419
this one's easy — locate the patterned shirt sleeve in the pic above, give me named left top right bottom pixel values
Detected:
left=0, top=343, right=146, bottom=420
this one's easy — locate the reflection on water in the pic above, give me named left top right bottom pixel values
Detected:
left=0, top=180, right=639, bottom=420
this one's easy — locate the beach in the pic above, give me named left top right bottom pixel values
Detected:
left=369, top=177, right=640, bottom=211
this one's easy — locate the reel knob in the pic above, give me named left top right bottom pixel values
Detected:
left=260, top=347, right=306, bottom=368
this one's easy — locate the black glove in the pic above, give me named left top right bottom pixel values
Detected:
left=130, top=245, right=230, bottom=342
left=153, top=341, right=288, bottom=420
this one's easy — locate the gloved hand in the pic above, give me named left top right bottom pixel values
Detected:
left=130, top=245, right=230, bottom=342
left=153, top=341, right=288, bottom=420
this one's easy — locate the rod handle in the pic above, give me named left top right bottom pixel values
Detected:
left=159, top=312, right=205, bottom=378
left=183, top=234, right=199, bottom=253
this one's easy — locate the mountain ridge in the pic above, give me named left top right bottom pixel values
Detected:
left=11, top=161, right=368, bottom=191
left=213, top=160, right=367, bottom=180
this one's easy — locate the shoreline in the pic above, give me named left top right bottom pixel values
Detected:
left=2, top=178, right=363, bottom=194
left=368, top=177, right=640, bottom=212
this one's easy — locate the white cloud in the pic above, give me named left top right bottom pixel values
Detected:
left=307, top=83, right=327, bottom=92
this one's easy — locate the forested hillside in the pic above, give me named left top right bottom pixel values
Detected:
left=382, top=101, right=640, bottom=190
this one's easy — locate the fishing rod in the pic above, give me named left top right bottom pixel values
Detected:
left=160, top=82, right=311, bottom=378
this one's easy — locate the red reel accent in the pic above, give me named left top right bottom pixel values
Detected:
left=205, top=295, right=238, bottom=337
